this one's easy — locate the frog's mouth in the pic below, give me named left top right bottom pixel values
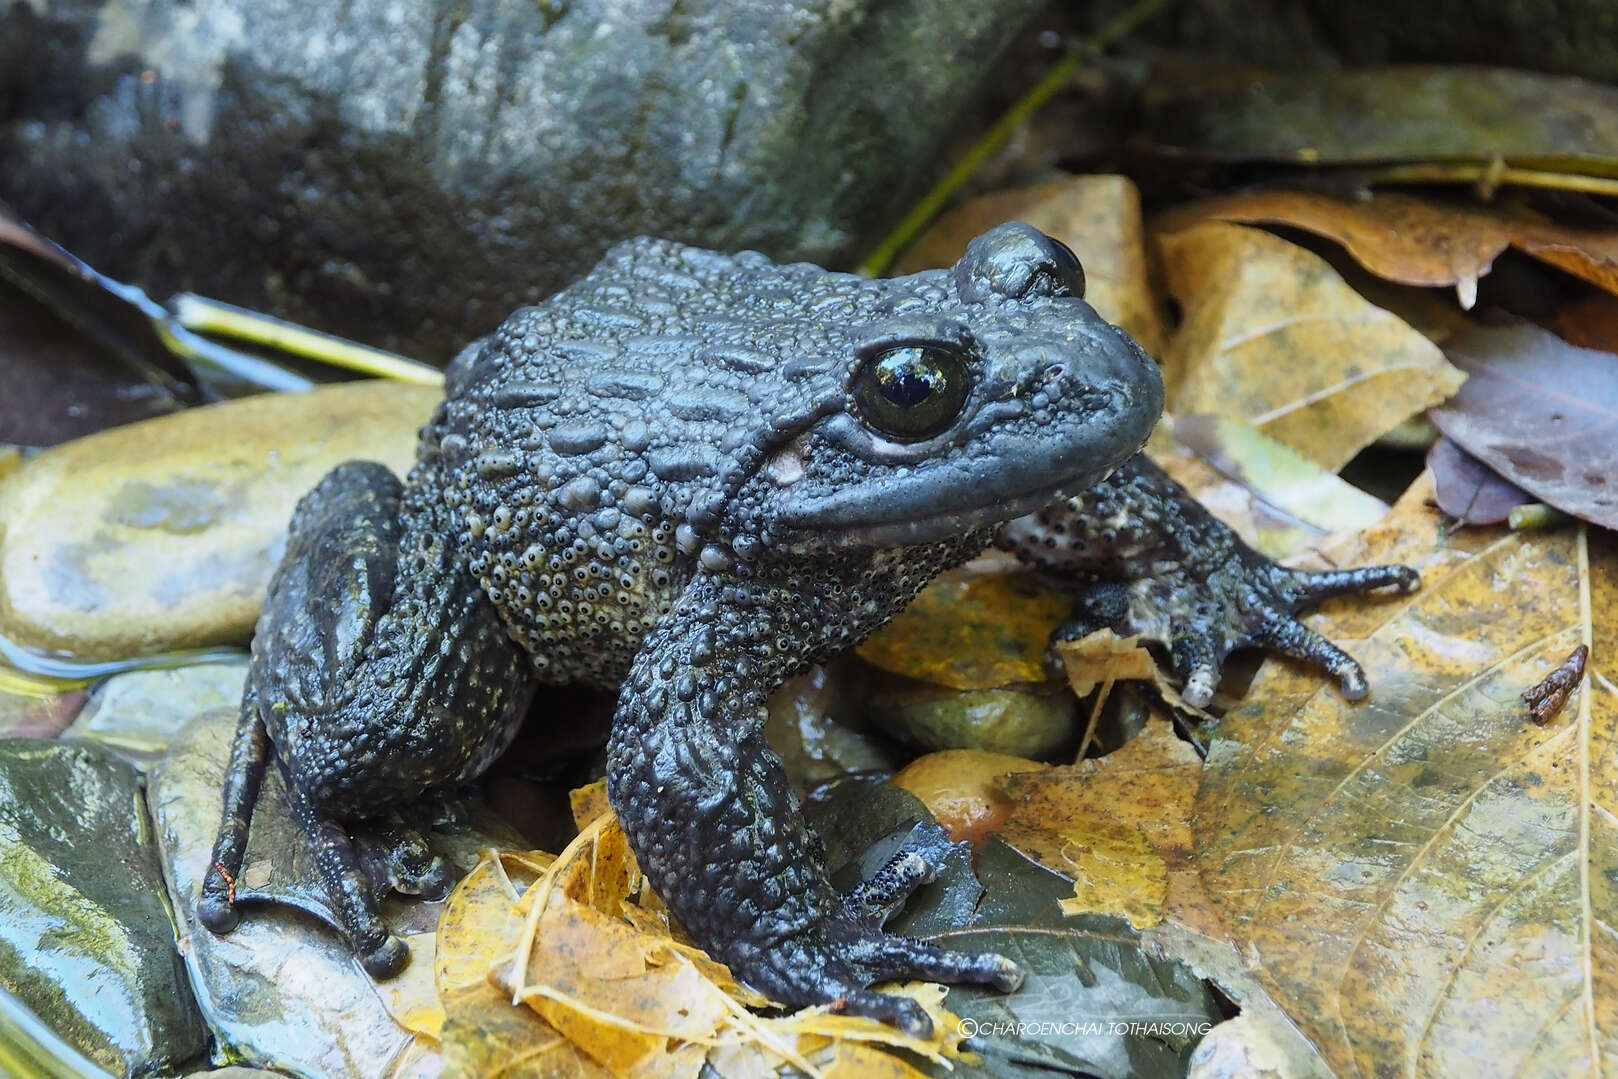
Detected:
left=769, top=389, right=1158, bottom=550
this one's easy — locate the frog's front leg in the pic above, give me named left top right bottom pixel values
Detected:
left=998, top=454, right=1418, bottom=707
left=607, top=574, right=1022, bottom=1036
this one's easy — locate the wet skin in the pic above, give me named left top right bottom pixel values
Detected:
left=199, top=223, right=1416, bottom=1034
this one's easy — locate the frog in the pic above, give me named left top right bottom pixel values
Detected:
left=198, top=223, right=1416, bottom=1035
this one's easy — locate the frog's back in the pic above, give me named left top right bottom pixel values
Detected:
left=432, top=236, right=885, bottom=686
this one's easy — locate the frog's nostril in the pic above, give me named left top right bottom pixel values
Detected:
left=1042, top=363, right=1068, bottom=385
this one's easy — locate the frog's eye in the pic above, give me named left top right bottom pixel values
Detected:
left=1047, top=237, right=1086, bottom=298
left=851, top=344, right=971, bottom=442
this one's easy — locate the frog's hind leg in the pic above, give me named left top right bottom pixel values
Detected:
left=198, top=456, right=535, bottom=976
left=288, top=786, right=411, bottom=977
left=197, top=686, right=271, bottom=934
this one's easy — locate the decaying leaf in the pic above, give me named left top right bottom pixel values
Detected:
left=939, top=843, right=1225, bottom=1079
left=1428, top=320, right=1618, bottom=529
left=994, top=720, right=1202, bottom=931
left=1426, top=435, right=1533, bottom=526
left=1144, top=65, right=1618, bottom=176
left=1196, top=472, right=1618, bottom=1076
left=1156, top=222, right=1465, bottom=470
left=858, top=560, right=1069, bottom=690
left=1152, top=414, right=1391, bottom=560
left=894, top=174, right=1167, bottom=356
left=430, top=802, right=980, bottom=1079
left=1154, top=189, right=1618, bottom=306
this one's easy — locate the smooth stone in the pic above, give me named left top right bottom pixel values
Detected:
left=0, top=738, right=207, bottom=1076
left=0, top=682, right=88, bottom=739
left=764, top=660, right=893, bottom=792
left=65, top=661, right=248, bottom=767
left=0, top=382, right=439, bottom=663
left=869, top=678, right=1078, bottom=759
left=889, top=749, right=1047, bottom=845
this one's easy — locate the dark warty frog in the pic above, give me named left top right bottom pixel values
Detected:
left=198, top=223, right=1415, bottom=1034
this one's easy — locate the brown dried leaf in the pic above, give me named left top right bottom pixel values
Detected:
left=1428, top=320, right=1618, bottom=529
left=894, top=174, right=1167, bottom=356
left=1155, top=190, right=1618, bottom=304
left=996, top=720, right=1202, bottom=931
left=1196, top=472, right=1618, bottom=1076
left=1156, top=223, right=1464, bottom=470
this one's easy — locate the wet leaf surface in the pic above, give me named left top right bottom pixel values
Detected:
left=1426, top=435, right=1533, bottom=526
left=1428, top=320, right=1618, bottom=528
left=857, top=560, right=1068, bottom=691
left=1196, top=474, right=1618, bottom=1076
left=994, top=721, right=1202, bottom=931
left=1155, top=189, right=1618, bottom=305
left=933, top=843, right=1223, bottom=1079
left=1145, top=65, right=1618, bottom=174
left=1156, top=222, right=1465, bottom=470
left=1154, top=414, right=1390, bottom=560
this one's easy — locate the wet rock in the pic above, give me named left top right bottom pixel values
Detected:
left=65, top=661, right=247, bottom=767
left=0, top=738, right=207, bottom=1076
left=869, top=677, right=1078, bottom=759
left=0, top=382, right=438, bottom=663
left=0, top=679, right=87, bottom=739
left=765, top=660, right=894, bottom=792
left=150, top=692, right=517, bottom=1078
left=0, top=2, right=1043, bottom=360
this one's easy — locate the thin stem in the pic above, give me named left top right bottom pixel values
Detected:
left=170, top=293, right=445, bottom=387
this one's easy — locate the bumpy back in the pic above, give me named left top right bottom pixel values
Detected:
left=433, top=237, right=918, bottom=686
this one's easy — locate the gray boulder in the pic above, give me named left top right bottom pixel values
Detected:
left=1, top=1, right=1043, bottom=359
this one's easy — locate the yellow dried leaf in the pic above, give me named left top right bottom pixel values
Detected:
left=1155, top=222, right=1464, bottom=470
left=570, top=779, right=613, bottom=831
left=998, top=720, right=1202, bottom=931
left=895, top=174, right=1166, bottom=356
left=440, top=981, right=609, bottom=1079
left=438, top=851, right=551, bottom=995
left=857, top=561, right=1069, bottom=690
left=1197, top=472, right=1618, bottom=1076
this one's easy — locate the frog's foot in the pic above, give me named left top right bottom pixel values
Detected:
left=1057, top=557, right=1417, bottom=708
left=1000, top=454, right=1418, bottom=708
left=356, top=818, right=455, bottom=901
left=748, top=842, right=1025, bottom=1034
left=290, top=794, right=411, bottom=978
left=751, top=915, right=1023, bottom=1037
left=609, top=590, right=1024, bottom=1038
